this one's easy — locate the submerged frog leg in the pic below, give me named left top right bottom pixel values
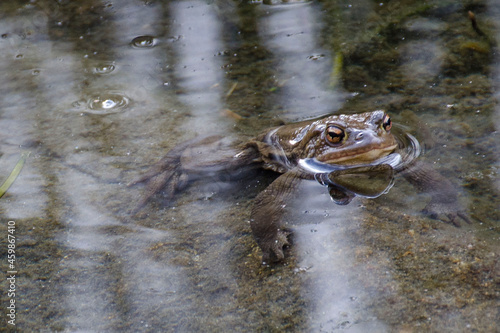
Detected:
left=129, top=136, right=261, bottom=214
left=128, top=149, right=187, bottom=214
left=400, top=161, right=471, bottom=226
left=251, top=169, right=309, bottom=264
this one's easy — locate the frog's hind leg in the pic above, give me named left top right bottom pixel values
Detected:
left=128, top=137, right=212, bottom=214
left=129, top=136, right=261, bottom=214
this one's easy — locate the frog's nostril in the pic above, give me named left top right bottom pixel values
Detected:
left=356, top=132, right=364, bottom=140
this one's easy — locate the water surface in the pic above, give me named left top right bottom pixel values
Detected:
left=0, top=0, right=498, bottom=332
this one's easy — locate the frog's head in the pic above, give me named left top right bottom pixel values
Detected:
left=305, top=110, right=397, bottom=165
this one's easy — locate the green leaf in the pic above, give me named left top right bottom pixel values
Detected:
left=0, top=152, right=29, bottom=198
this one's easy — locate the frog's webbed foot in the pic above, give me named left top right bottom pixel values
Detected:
left=128, top=137, right=199, bottom=214
left=128, top=155, right=187, bottom=214
left=422, top=200, right=472, bottom=227
left=260, top=229, right=290, bottom=264
left=401, top=161, right=473, bottom=227
left=251, top=170, right=304, bottom=264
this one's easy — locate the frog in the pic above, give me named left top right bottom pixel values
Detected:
left=129, top=110, right=470, bottom=263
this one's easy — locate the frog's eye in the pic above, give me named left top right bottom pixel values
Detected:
left=382, top=114, right=392, bottom=132
left=326, top=125, right=345, bottom=144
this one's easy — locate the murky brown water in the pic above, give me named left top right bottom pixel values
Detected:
left=0, top=0, right=498, bottom=332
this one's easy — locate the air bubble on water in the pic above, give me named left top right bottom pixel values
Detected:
left=86, top=92, right=130, bottom=114
left=93, top=63, right=116, bottom=75
left=131, top=35, right=158, bottom=48
left=101, top=99, right=117, bottom=109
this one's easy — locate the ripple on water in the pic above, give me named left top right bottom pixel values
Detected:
left=86, top=92, right=130, bottom=114
left=131, top=35, right=157, bottom=49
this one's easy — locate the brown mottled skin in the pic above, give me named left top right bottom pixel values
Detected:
left=130, top=111, right=470, bottom=263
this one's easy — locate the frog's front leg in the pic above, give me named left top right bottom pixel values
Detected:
left=400, top=161, right=471, bottom=226
left=251, top=169, right=308, bottom=264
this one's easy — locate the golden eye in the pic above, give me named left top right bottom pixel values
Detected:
left=326, top=125, right=345, bottom=144
left=382, top=114, right=392, bottom=132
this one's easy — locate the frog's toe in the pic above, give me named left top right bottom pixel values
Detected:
left=261, top=229, right=290, bottom=264
left=457, top=211, right=472, bottom=224
left=445, top=211, right=473, bottom=227
left=422, top=201, right=472, bottom=227
left=446, top=213, right=462, bottom=227
left=130, top=168, right=189, bottom=215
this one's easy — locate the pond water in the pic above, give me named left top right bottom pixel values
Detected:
left=0, top=0, right=498, bottom=332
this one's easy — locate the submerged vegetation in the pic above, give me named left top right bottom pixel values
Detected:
left=0, top=152, right=28, bottom=198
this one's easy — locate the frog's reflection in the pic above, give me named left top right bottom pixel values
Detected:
left=316, top=164, right=395, bottom=205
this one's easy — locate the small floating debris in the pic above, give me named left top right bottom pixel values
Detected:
left=167, top=35, right=182, bottom=43
left=330, top=52, right=343, bottom=88
left=226, top=82, right=238, bottom=97
left=468, top=11, right=485, bottom=37
left=307, top=54, right=325, bottom=61
left=221, top=108, right=243, bottom=120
